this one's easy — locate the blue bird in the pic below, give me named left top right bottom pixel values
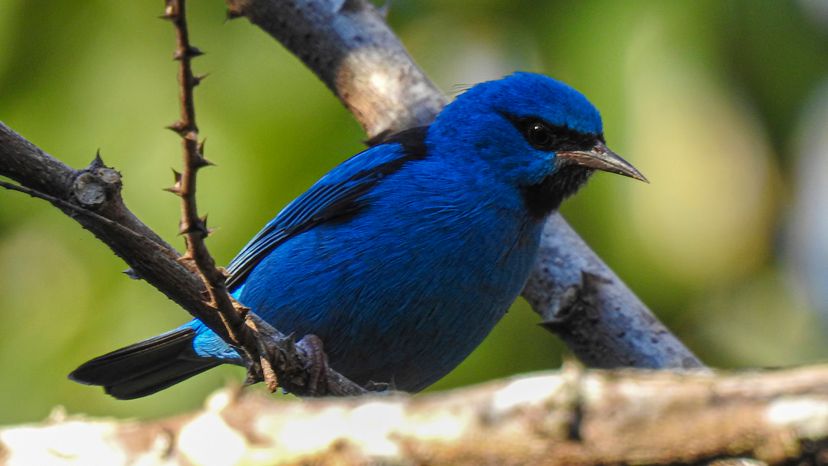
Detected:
left=70, top=72, right=645, bottom=399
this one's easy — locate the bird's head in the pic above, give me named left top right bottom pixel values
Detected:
left=429, top=72, right=646, bottom=215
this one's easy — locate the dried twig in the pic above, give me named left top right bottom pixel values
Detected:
left=161, top=0, right=276, bottom=391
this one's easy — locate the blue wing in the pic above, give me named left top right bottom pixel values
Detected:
left=225, top=127, right=428, bottom=289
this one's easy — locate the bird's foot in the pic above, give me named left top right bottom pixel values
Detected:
left=296, top=334, right=329, bottom=396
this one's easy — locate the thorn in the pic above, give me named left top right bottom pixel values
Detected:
left=192, top=73, right=209, bottom=87
left=199, top=214, right=217, bottom=237
left=193, top=155, right=214, bottom=169
left=166, top=120, right=188, bottom=135
left=179, top=216, right=208, bottom=237
left=87, top=150, right=106, bottom=170
left=123, top=268, right=141, bottom=280
left=236, top=304, right=250, bottom=319
left=164, top=169, right=183, bottom=195
left=178, top=222, right=194, bottom=236
left=284, top=332, right=298, bottom=348
left=197, top=138, right=206, bottom=155
left=174, top=46, right=204, bottom=61
left=226, top=8, right=244, bottom=21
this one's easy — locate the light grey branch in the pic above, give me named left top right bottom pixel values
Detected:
left=524, top=215, right=703, bottom=368
left=5, top=365, right=828, bottom=465
left=224, top=0, right=703, bottom=369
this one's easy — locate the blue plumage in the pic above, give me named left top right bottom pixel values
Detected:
left=70, top=72, right=645, bottom=398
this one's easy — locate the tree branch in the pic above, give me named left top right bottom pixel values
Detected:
left=0, top=120, right=364, bottom=396
left=224, top=0, right=703, bottom=369
left=4, top=365, right=828, bottom=465
left=524, top=215, right=702, bottom=368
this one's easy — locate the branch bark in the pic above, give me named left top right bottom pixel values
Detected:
left=224, top=0, right=702, bottom=369
left=4, top=365, right=828, bottom=465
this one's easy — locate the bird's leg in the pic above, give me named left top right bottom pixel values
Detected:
left=296, top=334, right=329, bottom=396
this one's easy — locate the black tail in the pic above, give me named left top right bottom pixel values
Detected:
left=69, top=328, right=219, bottom=400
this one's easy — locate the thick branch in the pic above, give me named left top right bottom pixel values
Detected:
left=524, top=215, right=702, bottom=368
left=4, top=365, right=828, bottom=465
left=224, top=0, right=702, bottom=369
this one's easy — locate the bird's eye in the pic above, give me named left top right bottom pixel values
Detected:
left=524, top=120, right=554, bottom=150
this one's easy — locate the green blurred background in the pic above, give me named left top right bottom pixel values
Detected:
left=1, top=0, right=827, bottom=424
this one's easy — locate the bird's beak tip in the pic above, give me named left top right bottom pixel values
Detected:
left=625, top=166, right=649, bottom=184
left=558, top=142, right=648, bottom=184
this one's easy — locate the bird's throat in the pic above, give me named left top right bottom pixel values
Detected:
left=521, top=166, right=593, bottom=218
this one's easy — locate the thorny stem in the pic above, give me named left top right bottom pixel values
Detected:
left=162, top=0, right=278, bottom=391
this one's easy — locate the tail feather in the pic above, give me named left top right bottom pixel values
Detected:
left=70, top=328, right=219, bottom=400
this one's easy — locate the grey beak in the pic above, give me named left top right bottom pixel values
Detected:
left=556, top=141, right=648, bottom=183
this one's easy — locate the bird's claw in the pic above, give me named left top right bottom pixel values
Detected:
left=297, top=334, right=329, bottom=396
